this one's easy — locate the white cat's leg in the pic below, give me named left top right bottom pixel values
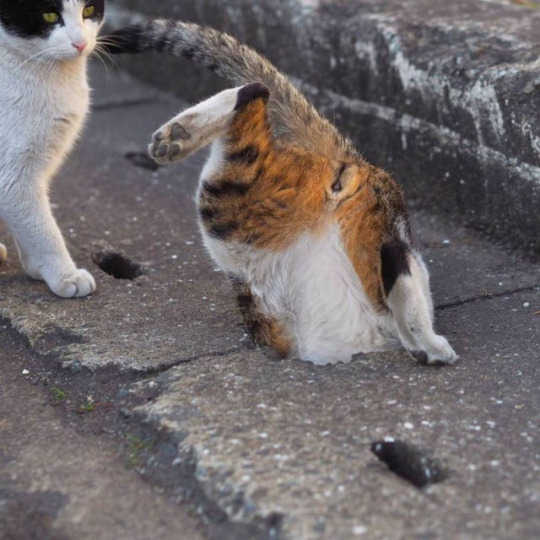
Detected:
left=385, top=246, right=458, bottom=365
left=0, top=242, right=6, bottom=263
left=149, top=84, right=269, bottom=164
left=2, top=185, right=95, bottom=298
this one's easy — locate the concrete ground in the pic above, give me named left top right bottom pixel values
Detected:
left=0, top=326, right=203, bottom=540
left=0, top=65, right=538, bottom=539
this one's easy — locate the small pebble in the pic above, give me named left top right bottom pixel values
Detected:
left=70, top=361, right=82, bottom=374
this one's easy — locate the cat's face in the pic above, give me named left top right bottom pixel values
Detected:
left=0, top=0, right=104, bottom=60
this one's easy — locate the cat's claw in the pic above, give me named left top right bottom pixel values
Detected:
left=150, top=122, right=191, bottom=164
left=0, top=243, right=7, bottom=263
left=48, top=269, right=96, bottom=298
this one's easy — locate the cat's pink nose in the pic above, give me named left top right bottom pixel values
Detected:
left=72, top=41, right=87, bottom=52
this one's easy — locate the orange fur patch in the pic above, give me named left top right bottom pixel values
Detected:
left=200, top=97, right=409, bottom=343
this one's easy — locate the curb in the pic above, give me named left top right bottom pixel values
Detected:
left=106, top=0, right=540, bottom=256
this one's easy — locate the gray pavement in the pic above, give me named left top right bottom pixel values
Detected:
left=0, top=324, right=204, bottom=540
left=0, top=64, right=539, bottom=539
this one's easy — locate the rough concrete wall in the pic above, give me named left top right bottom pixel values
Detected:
left=110, top=0, right=540, bottom=254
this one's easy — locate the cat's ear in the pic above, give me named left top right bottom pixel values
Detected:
left=325, top=162, right=366, bottom=207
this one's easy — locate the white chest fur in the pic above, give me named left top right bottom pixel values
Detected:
left=0, top=49, right=89, bottom=184
left=204, top=225, right=399, bottom=365
left=0, top=48, right=96, bottom=298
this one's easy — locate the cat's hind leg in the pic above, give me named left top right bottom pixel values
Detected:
left=150, top=87, right=242, bottom=164
left=0, top=242, right=7, bottom=263
left=234, top=281, right=292, bottom=358
left=149, top=84, right=269, bottom=164
left=382, top=240, right=458, bottom=365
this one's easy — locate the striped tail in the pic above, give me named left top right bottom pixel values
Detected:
left=104, top=20, right=356, bottom=161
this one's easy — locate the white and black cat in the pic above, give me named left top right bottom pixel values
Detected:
left=0, top=1, right=105, bottom=297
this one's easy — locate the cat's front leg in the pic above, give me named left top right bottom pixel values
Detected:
left=2, top=185, right=95, bottom=298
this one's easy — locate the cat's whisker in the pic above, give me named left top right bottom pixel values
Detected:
left=19, top=48, right=54, bottom=68
left=92, top=48, right=111, bottom=79
left=24, top=49, right=62, bottom=76
left=30, top=52, right=60, bottom=78
left=95, top=39, right=122, bottom=66
left=96, top=36, right=123, bottom=46
left=94, top=44, right=124, bottom=81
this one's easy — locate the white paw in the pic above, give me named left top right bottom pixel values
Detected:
left=48, top=269, right=96, bottom=298
left=149, top=120, right=192, bottom=164
left=0, top=243, right=6, bottom=263
left=410, top=335, right=459, bottom=366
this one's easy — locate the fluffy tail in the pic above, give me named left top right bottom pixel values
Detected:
left=105, top=20, right=356, bottom=161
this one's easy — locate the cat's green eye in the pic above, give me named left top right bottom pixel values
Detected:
left=42, top=12, right=59, bottom=24
left=83, top=5, right=95, bottom=18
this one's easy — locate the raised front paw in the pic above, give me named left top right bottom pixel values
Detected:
left=410, top=335, right=459, bottom=366
left=0, top=243, right=7, bottom=263
left=149, top=121, right=192, bottom=164
left=48, top=269, right=96, bottom=298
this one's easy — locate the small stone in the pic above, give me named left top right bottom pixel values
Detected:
left=117, top=387, right=130, bottom=398
left=70, top=360, right=82, bottom=374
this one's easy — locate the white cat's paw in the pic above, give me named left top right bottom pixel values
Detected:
left=149, top=120, right=192, bottom=164
left=48, top=269, right=96, bottom=298
left=410, top=335, right=459, bottom=366
left=0, top=243, right=7, bottom=263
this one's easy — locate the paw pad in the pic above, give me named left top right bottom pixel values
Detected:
left=170, top=123, right=191, bottom=141
left=149, top=122, right=191, bottom=164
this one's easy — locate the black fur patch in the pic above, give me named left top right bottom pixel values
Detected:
left=208, top=221, right=240, bottom=240
left=202, top=180, right=251, bottom=197
left=199, top=206, right=220, bottom=223
left=183, top=45, right=196, bottom=60
left=0, top=0, right=104, bottom=40
left=380, top=239, right=411, bottom=296
left=227, top=145, right=259, bottom=165
left=235, top=83, right=270, bottom=111
left=236, top=291, right=253, bottom=310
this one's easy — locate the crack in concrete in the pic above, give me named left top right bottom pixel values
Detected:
left=435, top=284, right=539, bottom=311
left=0, top=319, right=273, bottom=540
left=140, top=346, right=246, bottom=377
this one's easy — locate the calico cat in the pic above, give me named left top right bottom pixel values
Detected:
left=0, top=1, right=105, bottom=297
left=107, top=20, right=458, bottom=365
